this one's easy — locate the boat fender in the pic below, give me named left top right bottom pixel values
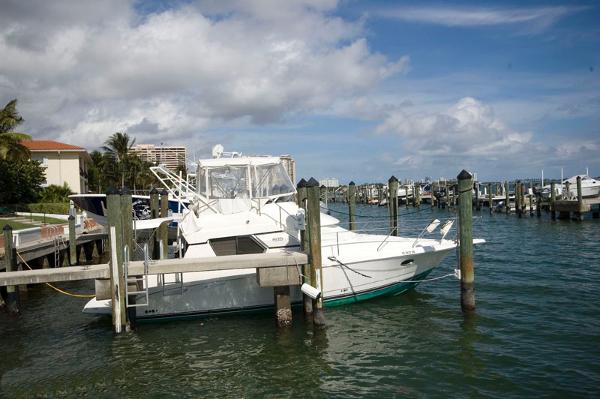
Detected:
left=301, top=283, right=321, bottom=300
left=295, top=209, right=306, bottom=231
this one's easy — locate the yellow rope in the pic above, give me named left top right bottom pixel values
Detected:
left=16, top=252, right=96, bottom=299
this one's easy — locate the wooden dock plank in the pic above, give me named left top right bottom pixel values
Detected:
left=0, top=252, right=308, bottom=287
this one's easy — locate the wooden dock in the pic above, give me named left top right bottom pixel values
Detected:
left=0, top=252, right=308, bottom=287
left=1, top=230, right=106, bottom=271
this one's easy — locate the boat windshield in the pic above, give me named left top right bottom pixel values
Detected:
left=199, top=162, right=294, bottom=199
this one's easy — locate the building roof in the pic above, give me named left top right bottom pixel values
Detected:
left=21, top=140, right=86, bottom=152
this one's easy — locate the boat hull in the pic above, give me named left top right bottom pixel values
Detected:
left=84, top=246, right=453, bottom=321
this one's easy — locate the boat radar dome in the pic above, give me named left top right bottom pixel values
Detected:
left=212, top=144, right=224, bottom=158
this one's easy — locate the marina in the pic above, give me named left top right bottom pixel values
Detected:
left=1, top=199, right=598, bottom=397
left=2, top=1, right=600, bottom=397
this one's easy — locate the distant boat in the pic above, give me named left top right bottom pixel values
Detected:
left=69, top=193, right=189, bottom=226
left=541, top=175, right=600, bottom=199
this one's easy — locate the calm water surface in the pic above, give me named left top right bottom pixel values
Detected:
left=1, top=204, right=599, bottom=398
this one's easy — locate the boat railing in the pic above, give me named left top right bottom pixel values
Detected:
left=151, top=165, right=221, bottom=214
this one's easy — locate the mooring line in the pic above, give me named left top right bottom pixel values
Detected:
left=16, top=252, right=96, bottom=299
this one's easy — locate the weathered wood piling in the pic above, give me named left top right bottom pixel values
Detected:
left=306, top=178, right=325, bottom=326
left=388, top=176, right=399, bottom=236
left=348, top=181, right=356, bottom=231
left=457, top=170, right=475, bottom=313
left=2, top=225, right=19, bottom=314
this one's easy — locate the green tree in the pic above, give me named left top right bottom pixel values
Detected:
left=88, top=150, right=107, bottom=193
left=0, top=99, right=31, bottom=161
left=102, top=132, right=136, bottom=188
left=0, top=158, right=45, bottom=204
left=40, top=183, right=72, bottom=203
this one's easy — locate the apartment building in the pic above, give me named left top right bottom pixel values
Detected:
left=132, top=144, right=186, bottom=171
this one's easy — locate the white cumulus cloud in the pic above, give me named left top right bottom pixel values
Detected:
left=0, top=0, right=408, bottom=149
left=376, top=97, right=534, bottom=168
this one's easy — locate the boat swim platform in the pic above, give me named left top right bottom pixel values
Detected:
left=0, top=231, right=107, bottom=271
left=0, top=252, right=308, bottom=287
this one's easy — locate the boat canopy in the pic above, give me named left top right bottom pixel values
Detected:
left=197, top=157, right=295, bottom=200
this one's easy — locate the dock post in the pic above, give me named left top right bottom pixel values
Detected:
left=415, top=184, right=421, bottom=208
left=347, top=181, right=356, bottom=231
left=68, top=215, right=77, bottom=265
left=528, top=181, right=533, bottom=216
left=121, top=188, right=134, bottom=256
left=444, top=181, right=449, bottom=210
left=160, top=189, right=169, bottom=259
left=488, top=183, right=493, bottom=214
left=121, top=188, right=136, bottom=329
left=550, top=182, right=556, bottom=220
left=306, top=178, right=325, bottom=326
left=388, top=176, right=399, bottom=236
left=149, top=188, right=159, bottom=259
left=2, top=225, right=20, bottom=314
left=274, top=285, right=292, bottom=327
left=474, top=183, right=480, bottom=211
left=565, top=181, right=571, bottom=200
left=575, top=176, right=583, bottom=221
left=107, top=190, right=127, bottom=333
left=515, top=181, right=522, bottom=218
left=536, top=191, right=542, bottom=218
left=296, top=179, right=313, bottom=317
left=505, top=180, right=510, bottom=214
left=457, top=170, right=475, bottom=313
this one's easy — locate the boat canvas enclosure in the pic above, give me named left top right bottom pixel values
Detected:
left=197, top=157, right=295, bottom=202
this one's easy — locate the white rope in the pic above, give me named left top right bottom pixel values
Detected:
left=399, top=272, right=457, bottom=283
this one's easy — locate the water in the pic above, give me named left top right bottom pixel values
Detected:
left=1, top=204, right=599, bottom=398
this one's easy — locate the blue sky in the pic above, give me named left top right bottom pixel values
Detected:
left=1, top=0, right=598, bottom=183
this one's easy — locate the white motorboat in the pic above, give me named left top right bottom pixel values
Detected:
left=541, top=175, right=600, bottom=199
left=84, top=149, right=484, bottom=321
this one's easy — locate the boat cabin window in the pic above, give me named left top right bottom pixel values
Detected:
left=209, top=236, right=265, bottom=256
left=252, top=164, right=294, bottom=198
left=198, top=162, right=294, bottom=199
left=200, top=166, right=250, bottom=199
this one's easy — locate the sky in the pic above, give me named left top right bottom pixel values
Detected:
left=1, top=0, right=599, bottom=183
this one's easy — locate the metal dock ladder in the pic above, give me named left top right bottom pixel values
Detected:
left=124, top=244, right=149, bottom=308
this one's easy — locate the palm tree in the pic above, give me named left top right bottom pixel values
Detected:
left=103, top=132, right=136, bottom=188
left=0, top=99, right=31, bottom=161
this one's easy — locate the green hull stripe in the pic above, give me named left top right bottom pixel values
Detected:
left=324, top=269, right=434, bottom=307
left=136, top=270, right=434, bottom=322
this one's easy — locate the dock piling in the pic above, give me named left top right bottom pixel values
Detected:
left=160, top=189, right=169, bottom=258
left=575, top=176, right=583, bottom=221
left=274, top=286, right=292, bottom=327
left=515, top=181, right=522, bottom=218
left=550, top=182, right=556, bottom=220
left=306, top=178, right=325, bottom=326
left=68, top=215, right=77, bottom=265
left=2, top=225, right=20, bottom=314
left=505, top=180, right=510, bottom=214
left=107, top=190, right=128, bottom=333
left=388, top=176, right=399, bottom=236
left=296, top=179, right=313, bottom=318
left=348, top=181, right=356, bottom=231
left=457, top=170, right=475, bottom=313
left=488, top=183, right=493, bottom=214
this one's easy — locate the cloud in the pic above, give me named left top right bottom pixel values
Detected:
left=0, top=0, right=408, bottom=149
left=375, top=6, right=585, bottom=32
left=376, top=97, right=534, bottom=166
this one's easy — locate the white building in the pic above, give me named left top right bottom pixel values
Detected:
left=132, top=144, right=186, bottom=171
left=319, top=178, right=340, bottom=188
left=279, top=155, right=296, bottom=185
left=22, top=140, right=91, bottom=193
